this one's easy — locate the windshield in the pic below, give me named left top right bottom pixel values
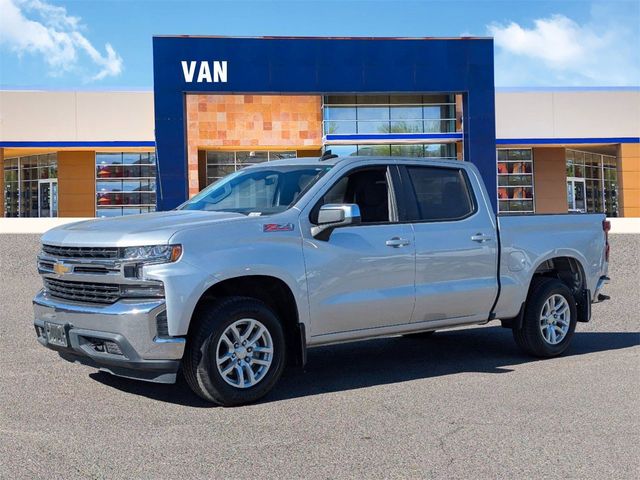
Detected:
left=180, top=165, right=331, bottom=214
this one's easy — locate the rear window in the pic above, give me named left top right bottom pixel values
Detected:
left=406, top=166, right=475, bottom=221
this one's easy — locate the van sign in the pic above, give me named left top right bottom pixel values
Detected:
left=181, top=61, right=227, bottom=83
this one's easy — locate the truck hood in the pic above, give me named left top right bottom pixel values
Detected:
left=41, top=210, right=246, bottom=247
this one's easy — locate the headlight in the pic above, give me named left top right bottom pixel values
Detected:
left=121, top=244, right=182, bottom=263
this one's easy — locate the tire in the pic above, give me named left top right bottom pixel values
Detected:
left=403, top=330, right=436, bottom=338
left=513, top=277, right=578, bottom=358
left=183, top=296, right=286, bottom=406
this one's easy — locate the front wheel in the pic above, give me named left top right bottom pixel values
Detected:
left=513, top=277, right=578, bottom=357
left=183, top=297, right=286, bottom=406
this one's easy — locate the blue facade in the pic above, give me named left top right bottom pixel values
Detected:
left=152, top=36, right=497, bottom=211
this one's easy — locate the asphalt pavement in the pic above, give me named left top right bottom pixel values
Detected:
left=0, top=234, right=638, bottom=479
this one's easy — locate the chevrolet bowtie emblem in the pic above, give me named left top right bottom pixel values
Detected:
left=53, top=262, right=71, bottom=275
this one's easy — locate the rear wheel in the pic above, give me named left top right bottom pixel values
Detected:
left=513, top=277, right=577, bottom=357
left=183, top=297, right=286, bottom=406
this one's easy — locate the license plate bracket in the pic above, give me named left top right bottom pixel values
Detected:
left=45, top=322, right=68, bottom=348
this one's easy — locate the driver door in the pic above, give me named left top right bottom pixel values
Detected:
left=301, top=165, right=416, bottom=337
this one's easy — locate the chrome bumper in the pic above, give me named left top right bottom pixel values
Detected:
left=33, top=290, right=186, bottom=383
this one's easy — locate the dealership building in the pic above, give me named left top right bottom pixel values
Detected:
left=1, top=36, right=638, bottom=219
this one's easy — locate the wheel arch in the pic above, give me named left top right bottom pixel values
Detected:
left=189, top=275, right=306, bottom=366
left=503, top=254, right=589, bottom=329
left=519, top=255, right=589, bottom=326
left=529, top=255, right=587, bottom=295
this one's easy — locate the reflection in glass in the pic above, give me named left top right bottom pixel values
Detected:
left=3, top=153, right=57, bottom=217
left=96, top=151, right=157, bottom=217
left=357, top=145, right=391, bottom=156
left=326, top=145, right=358, bottom=157
left=205, top=150, right=299, bottom=186
left=565, top=149, right=618, bottom=216
left=497, top=149, right=535, bottom=214
left=323, top=94, right=457, bottom=136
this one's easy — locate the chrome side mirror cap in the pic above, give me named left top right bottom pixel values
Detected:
left=311, top=204, right=361, bottom=240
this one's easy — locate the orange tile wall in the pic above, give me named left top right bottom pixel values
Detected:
left=618, top=143, right=640, bottom=217
left=532, top=147, right=569, bottom=214
left=186, top=94, right=323, bottom=196
left=57, top=151, right=96, bottom=217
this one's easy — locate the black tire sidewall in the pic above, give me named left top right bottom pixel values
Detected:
left=190, top=298, right=286, bottom=406
left=524, top=279, right=578, bottom=356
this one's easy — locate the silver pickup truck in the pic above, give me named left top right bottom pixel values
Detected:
left=34, top=156, right=610, bottom=406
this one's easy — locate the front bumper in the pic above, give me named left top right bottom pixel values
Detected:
left=33, top=290, right=185, bottom=383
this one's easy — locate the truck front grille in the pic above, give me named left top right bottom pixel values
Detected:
left=44, top=278, right=120, bottom=304
left=42, top=244, right=119, bottom=259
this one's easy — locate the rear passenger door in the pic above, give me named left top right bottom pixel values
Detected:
left=399, top=164, right=498, bottom=324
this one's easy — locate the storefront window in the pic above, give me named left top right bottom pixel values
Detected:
left=324, top=143, right=456, bottom=159
left=497, top=149, right=535, bottom=214
left=96, top=152, right=157, bottom=217
left=3, top=153, right=57, bottom=217
left=566, top=149, right=618, bottom=216
left=205, top=150, right=297, bottom=186
left=323, top=95, right=457, bottom=136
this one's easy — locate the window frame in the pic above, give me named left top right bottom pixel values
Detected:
left=95, top=151, right=157, bottom=217
left=496, top=147, right=535, bottom=215
left=397, top=164, right=478, bottom=223
left=309, top=165, right=403, bottom=226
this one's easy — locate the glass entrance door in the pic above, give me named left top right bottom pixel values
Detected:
left=567, top=177, right=586, bottom=213
left=38, top=180, right=58, bottom=217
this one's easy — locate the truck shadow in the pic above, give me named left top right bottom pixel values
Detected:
left=89, top=327, right=639, bottom=408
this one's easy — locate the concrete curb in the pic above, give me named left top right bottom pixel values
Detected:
left=608, top=218, right=640, bottom=234
left=1, top=216, right=639, bottom=234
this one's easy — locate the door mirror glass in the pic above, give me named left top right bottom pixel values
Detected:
left=312, top=204, right=361, bottom=240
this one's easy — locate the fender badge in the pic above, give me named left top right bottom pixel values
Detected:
left=263, top=223, right=294, bottom=232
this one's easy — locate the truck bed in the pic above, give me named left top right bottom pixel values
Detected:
left=493, top=213, right=608, bottom=320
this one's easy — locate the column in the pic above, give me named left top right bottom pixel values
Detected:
left=533, top=147, right=568, bottom=214
left=617, top=144, right=640, bottom=217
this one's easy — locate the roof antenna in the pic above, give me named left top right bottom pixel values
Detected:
left=320, top=149, right=338, bottom=161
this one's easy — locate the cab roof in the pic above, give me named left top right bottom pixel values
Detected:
left=248, top=155, right=464, bottom=169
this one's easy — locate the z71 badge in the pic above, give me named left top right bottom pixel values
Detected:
left=263, top=223, right=294, bottom=232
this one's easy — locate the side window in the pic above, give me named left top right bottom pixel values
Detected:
left=313, top=167, right=392, bottom=224
left=405, top=166, right=475, bottom=221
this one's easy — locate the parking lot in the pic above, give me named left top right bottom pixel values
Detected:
left=0, top=234, right=638, bottom=479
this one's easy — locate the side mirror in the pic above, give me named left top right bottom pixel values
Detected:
left=311, top=203, right=361, bottom=241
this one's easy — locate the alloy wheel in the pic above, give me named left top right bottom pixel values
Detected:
left=215, top=318, right=274, bottom=388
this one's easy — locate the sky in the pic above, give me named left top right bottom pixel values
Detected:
left=0, top=0, right=639, bottom=89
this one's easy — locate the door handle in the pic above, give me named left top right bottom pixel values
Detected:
left=471, top=233, right=493, bottom=243
left=386, top=237, right=411, bottom=248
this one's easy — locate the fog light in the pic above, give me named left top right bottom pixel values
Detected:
left=34, top=325, right=45, bottom=338
left=104, top=341, right=123, bottom=355
left=156, top=310, right=169, bottom=337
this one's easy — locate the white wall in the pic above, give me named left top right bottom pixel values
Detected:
left=495, top=90, right=640, bottom=140
left=0, top=90, right=155, bottom=142
left=1, top=88, right=638, bottom=143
